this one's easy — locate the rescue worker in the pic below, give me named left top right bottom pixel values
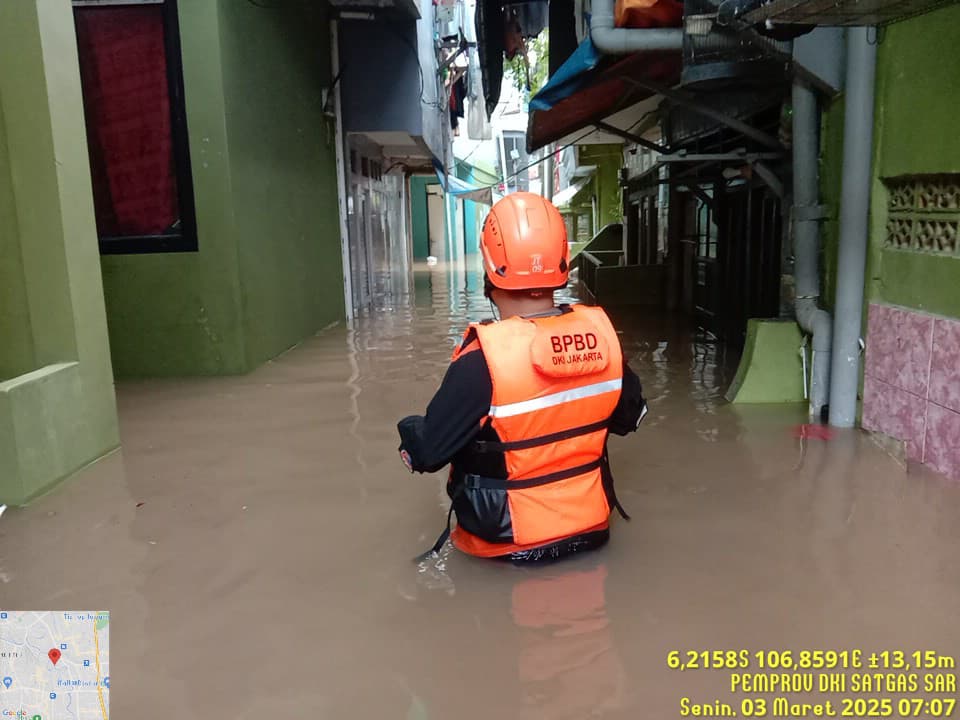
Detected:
left=398, top=192, right=647, bottom=562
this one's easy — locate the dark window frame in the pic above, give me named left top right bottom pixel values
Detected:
left=73, top=0, right=198, bottom=255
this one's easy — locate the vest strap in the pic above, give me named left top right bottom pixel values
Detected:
left=414, top=496, right=457, bottom=563
left=464, top=458, right=603, bottom=491
left=601, top=447, right=631, bottom=521
left=472, top=419, right=609, bottom=453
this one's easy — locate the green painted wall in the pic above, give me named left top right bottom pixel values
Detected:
left=218, top=0, right=345, bottom=368
left=100, top=1, right=245, bottom=377
left=0, top=93, right=35, bottom=381
left=578, top=145, right=623, bottom=228
left=100, top=1, right=344, bottom=377
left=866, top=5, right=960, bottom=318
left=0, top=0, right=119, bottom=504
left=410, top=176, right=434, bottom=259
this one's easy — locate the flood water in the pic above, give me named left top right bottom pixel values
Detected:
left=2, top=259, right=959, bottom=718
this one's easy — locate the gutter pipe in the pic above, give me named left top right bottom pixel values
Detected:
left=791, top=80, right=833, bottom=419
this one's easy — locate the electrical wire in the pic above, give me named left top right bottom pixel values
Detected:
left=491, top=106, right=660, bottom=188
left=381, top=22, right=448, bottom=110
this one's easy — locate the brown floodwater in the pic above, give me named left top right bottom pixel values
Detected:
left=1, top=260, right=959, bottom=718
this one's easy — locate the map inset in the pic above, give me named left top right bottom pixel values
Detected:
left=0, top=611, right=109, bottom=720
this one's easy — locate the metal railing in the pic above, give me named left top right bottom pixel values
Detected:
left=578, top=250, right=624, bottom=298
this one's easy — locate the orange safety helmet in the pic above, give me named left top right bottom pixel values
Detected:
left=480, top=192, right=569, bottom=291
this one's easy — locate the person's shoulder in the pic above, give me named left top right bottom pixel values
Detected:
left=570, top=302, right=616, bottom=324
left=452, top=326, right=488, bottom=363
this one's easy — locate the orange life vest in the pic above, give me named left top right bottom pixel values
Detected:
left=445, top=304, right=625, bottom=558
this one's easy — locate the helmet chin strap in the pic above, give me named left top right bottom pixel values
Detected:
left=483, top=275, right=500, bottom=321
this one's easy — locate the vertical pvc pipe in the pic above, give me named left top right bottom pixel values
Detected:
left=829, top=28, right=877, bottom=428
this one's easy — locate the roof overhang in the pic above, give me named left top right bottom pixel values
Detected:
left=543, top=94, right=667, bottom=150
left=526, top=51, right=681, bottom=152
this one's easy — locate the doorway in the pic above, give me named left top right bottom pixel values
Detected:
left=426, top=184, right=445, bottom=260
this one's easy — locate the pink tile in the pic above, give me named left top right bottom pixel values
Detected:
left=862, top=376, right=927, bottom=462
left=923, top=403, right=960, bottom=482
left=864, top=304, right=934, bottom=396
left=929, top=317, right=960, bottom=414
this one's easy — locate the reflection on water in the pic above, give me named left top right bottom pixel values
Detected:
left=510, top=560, right=624, bottom=720
left=1, top=259, right=959, bottom=718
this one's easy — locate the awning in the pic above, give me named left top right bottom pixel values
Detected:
left=530, top=37, right=603, bottom=112
left=552, top=176, right=592, bottom=209
left=526, top=41, right=682, bottom=152
left=433, top=158, right=493, bottom=205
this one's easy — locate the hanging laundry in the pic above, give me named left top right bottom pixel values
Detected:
left=476, top=0, right=504, bottom=118
left=435, top=0, right=459, bottom=39
left=449, top=76, right=466, bottom=131
left=467, top=55, right=493, bottom=140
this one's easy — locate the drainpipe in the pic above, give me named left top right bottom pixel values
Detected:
left=590, top=0, right=683, bottom=54
left=829, top=27, right=877, bottom=428
left=791, top=80, right=832, bottom=419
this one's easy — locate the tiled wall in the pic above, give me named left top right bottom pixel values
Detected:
left=863, top=303, right=960, bottom=481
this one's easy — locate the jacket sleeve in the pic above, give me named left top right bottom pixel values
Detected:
left=608, top=359, right=648, bottom=436
left=397, top=339, right=492, bottom=473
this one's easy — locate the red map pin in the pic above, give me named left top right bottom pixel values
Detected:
left=48, top=648, right=61, bottom=666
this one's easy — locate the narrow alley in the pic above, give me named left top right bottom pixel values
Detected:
left=2, top=0, right=960, bottom=716
left=2, top=262, right=959, bottom=717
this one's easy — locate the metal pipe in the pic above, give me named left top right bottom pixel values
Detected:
left=791, top=80, right=832, bottom=418
left=590, top=0, right=682, bottom=54
left=829, top=27, right=877, bottom=428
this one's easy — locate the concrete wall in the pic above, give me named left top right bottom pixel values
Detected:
left=819, top=10, right=960, bottom=316
left=100, top=1, right=344, bottom=376
left=338, top=3, right=447, bottom=163
left=416, top=0, right=446, bottom=162
left=0, top=0, right=119, bottom=504
left=857, top=5, right=960, bottom=481
left=100, top=1, right=245, bottom=377
left=339, top=20, right=423, bottom=137
left=0, top=97, right=34, bottom=381
left=219, top=0, right=345, bottom=368
left=865, top=3, right=960, bottom=317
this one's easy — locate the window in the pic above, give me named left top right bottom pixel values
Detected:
left=73, top=0, right=196, bottom=254
left=885, top=175, right=960, bottom=256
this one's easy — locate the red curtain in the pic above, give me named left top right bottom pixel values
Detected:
left=75, top=5, right=179, bottom=238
